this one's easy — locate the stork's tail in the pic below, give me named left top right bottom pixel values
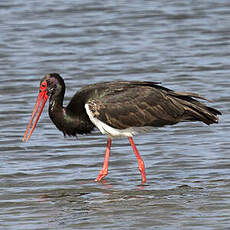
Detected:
left=169, top=91, right=222, bottom=125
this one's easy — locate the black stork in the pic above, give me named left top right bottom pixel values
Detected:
left=23, top=73, right=221, bottom=183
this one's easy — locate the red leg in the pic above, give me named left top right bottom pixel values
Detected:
left=95, top=138, right=112, bottom=182
left=128, top=137, right=146, bottom=183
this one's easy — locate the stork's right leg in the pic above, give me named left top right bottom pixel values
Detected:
left=128, top=137, right=146, bottom=183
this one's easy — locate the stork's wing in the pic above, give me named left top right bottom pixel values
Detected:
left=86, top=86, right=186, bottom=129
left=67, top=80, right=221, bottom=128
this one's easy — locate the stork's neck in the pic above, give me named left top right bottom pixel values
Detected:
left=49, top=93, right=64, bottom=113
left=48, top=87, right=66, bottom=133
left=48, top=88, right=94, bottom=136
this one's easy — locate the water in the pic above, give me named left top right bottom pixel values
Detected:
left=0, top=0, right=229, bottom=229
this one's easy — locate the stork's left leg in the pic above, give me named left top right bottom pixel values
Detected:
left=128, top=137, right=146, bottom=183
left=95, top=138, right=112, bottom=182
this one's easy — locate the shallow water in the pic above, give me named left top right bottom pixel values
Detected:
left=0, top=0, right=230, bottom=229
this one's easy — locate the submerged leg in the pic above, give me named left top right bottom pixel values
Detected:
left=95, top=138, right=112, bottom=182
left=128, top=137, right=146, bottom=183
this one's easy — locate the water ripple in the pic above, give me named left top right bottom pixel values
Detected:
left=0, top=0, right=229, bottom=229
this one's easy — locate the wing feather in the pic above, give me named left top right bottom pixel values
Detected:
left=66, top=80, right=221, bottom=129
left=87, top=86, right=185, bottom=129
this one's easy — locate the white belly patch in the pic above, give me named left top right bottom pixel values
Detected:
left=85, top=103, right=140, bottom=138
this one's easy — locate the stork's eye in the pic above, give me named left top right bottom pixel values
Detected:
left=40, top=81, right=47, bottom=91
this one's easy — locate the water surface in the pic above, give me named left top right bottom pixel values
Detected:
left=0, top=1, right=229, bottom=229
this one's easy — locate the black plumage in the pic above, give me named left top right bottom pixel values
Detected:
left=46, top=74, right=220, bottom=135
left=23, top=73, right=221, bottom=183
